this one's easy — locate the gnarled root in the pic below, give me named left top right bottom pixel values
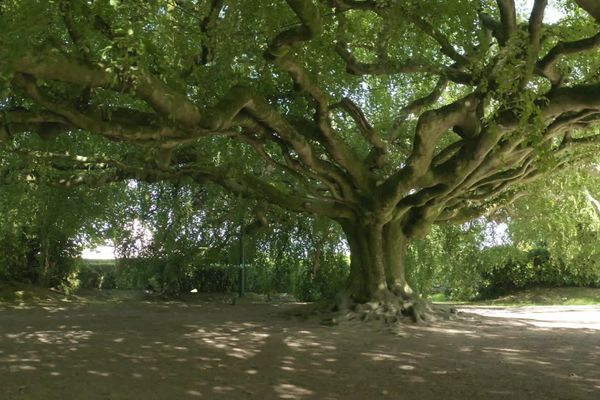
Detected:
left=323, top=289, right=453, bottom=326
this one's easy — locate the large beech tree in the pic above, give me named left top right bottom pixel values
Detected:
left=2, top=0, right=600, bottom=319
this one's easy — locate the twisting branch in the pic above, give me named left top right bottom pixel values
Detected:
left=265, top=0, right=371, bottom=192
left=334, top=42, right=471, bottom=84
left=11, top=74, right=191, bottom=146
left=333, top=97, right=387, bottom=154
left=13, top=51, right=203, bottom=126
left=174, top=0, right=224, bottom=67
left=378, top=93, right=483, bottom=209
left=58, top=0, right=91, bottom=59
left=387, top=78, right=449, bottom=142
left=199, top=85, right=358, bottom=198
left=399, top=7, right=469, bottom=66
left=537, top=32, right=600, bottom=85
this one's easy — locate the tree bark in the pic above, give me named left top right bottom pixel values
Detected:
left=338, top=218, right=427, bottom=321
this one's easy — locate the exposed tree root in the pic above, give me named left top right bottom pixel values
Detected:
left=317, top=291, right=458, bottom=327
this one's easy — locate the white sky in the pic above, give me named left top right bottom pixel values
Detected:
left=521, top=0, right=564, bottom=23
left=82, top=244, right=116, bottom=260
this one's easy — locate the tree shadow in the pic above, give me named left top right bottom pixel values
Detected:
left=1, top=300, right=599, bottom=399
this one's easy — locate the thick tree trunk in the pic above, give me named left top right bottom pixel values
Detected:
left=336, top=219, right=429, bottom=322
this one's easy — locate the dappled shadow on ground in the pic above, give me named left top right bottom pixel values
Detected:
left=1, top=300, right=599, bottom=399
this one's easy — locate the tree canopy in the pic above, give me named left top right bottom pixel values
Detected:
left=2, top=0, right=600, bottom=320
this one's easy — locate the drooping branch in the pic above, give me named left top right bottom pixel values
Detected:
left=240, top=133, right=345, bottom=203
left=437, top=188, right=528, bottom=224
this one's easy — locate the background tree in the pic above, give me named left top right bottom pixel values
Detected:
left=0, top=134, right=119, bottom=287
left=2, top=0, right=600, bottom=320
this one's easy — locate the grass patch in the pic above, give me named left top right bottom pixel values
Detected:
left=477, top=287, right=600, bottom=306
left=427, top=293, right=449, bottom=302
left=0, top=282, right=74, bottom=304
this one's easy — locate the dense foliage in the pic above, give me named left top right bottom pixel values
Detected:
left=0, top=139, right=119, bottom=287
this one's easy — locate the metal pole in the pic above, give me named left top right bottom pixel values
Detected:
left=238, top=195, right=245, bottom=298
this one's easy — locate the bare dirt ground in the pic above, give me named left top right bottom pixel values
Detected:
left=1, top=296, right=599, bottom=400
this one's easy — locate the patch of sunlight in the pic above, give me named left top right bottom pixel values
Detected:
left=185, top=325, right=269, bottom=359
left=275, top=383, right=314, bottom=399
left=87, top=370, right=111, bottom=377
left=0, top=356, right=41, bottom=363
left=482, top=347, right=528, bottom=354
left=462, top=306, right=600, bottom=330
left=399, top=365, right=416, bottom=371
left=361, top=352, right=401, bottom=362
left=284, top=336, right=336, bottom=351
left=529, top=321, right=600, bottom=330
left=9, top=365, right=37, bottom=372
left=6, top=330, right=93, bottom=345
left=432, top=370, right=449, bottom=375
left=408, top=325, right=478, bottom=335
left=212, top=386, right=234, bottom=394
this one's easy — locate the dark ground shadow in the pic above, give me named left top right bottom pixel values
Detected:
left=1, top=299, right=599, bottom=399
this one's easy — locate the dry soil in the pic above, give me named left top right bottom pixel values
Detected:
left=1, top=297, right=599, bottom=399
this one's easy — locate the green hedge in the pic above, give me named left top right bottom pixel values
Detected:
left=75, top=257, right=349, bottom=301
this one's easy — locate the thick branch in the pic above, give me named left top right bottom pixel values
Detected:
left=11, top=51, right=202, bottom=126
left=497, top=0, right=517, bottom=39
left=527, top=0, right=547, bottom=72
left=199, top=85, right=357, bottom=197
left=265, top=0, right=372, bottom=191
left=537, top=32, right=600, bottom=85
left=574, top=0, right=600, bottom=23
left=388, top=78, right=449, bottom=142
